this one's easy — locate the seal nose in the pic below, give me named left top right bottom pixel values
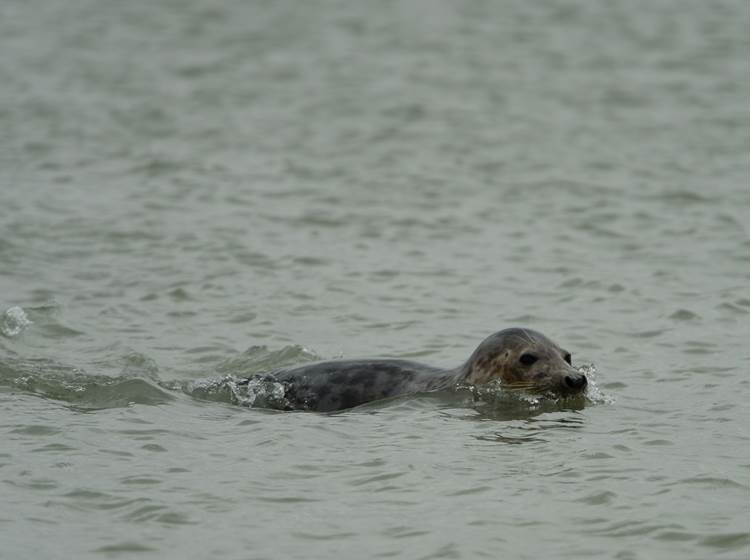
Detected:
left=564, top=373, right=587, bottom=390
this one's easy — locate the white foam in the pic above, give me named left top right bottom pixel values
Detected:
left=1, top=306, right=32, bottom=337
left=577, top=363, right=616, bottom=405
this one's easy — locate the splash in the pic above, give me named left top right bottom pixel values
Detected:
left=180, top=344, right=323, bottom=410
left=576, top=363, right=615, bottom=405
left=466, top=363, right=613, bottom=412
left=1, top=306, right=32, bottom=337
left=183, top=374, right=291, bottom=410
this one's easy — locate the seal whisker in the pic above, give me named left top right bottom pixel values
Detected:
left=501, top=382, right=538, bottom=392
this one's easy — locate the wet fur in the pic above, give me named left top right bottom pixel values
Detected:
left=247, top=328, right=586, bottom=412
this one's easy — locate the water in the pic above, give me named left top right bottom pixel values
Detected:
left=2, top=0, right=750, bottom=558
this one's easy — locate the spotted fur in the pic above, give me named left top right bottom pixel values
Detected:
left=248, top=328, right=587, bottom=412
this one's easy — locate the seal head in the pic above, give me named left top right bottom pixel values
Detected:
left=461, top=328, right=587, bottom=395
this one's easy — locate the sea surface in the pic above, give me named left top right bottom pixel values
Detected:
left=2, top=1, right=750, bottom=558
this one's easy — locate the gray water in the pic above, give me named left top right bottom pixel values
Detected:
left=2, top=0, right=750, bottom=558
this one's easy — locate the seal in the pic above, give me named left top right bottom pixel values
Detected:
left=243, top=328, right=587, bottom=412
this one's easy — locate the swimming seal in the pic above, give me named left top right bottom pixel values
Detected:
left=242, top=328, right=587, bottom=412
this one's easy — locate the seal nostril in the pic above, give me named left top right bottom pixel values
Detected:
left=564, top=375, right=587, bottom=389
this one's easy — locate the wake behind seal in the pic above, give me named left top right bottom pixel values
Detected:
left=241, top=328, right=588, bottom=412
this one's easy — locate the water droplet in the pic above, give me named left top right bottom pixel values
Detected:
left=1, top=306, right=32, bottom=337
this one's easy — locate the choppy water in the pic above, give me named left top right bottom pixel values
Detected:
left=3, top=0, right=750, bottom=558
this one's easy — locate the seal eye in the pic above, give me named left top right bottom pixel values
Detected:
left=564, top=353, right=572, bottom=365
left=519, top=353, right=538, bottom=366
